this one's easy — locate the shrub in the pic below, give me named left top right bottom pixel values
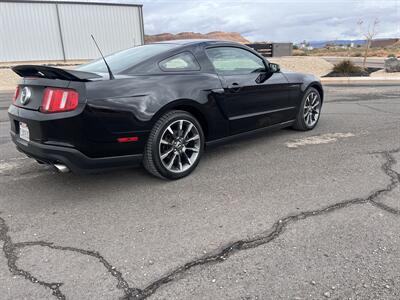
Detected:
left=332, top=60, right=362, bottom=74
left=387, top=53, right=396, bottom=58
left=353, top=52, right=363, bottom=57
left=293, top=50, right=308, bottom=56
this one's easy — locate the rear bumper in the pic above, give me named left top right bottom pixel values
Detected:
left=11, top=132, right=143, bottom=173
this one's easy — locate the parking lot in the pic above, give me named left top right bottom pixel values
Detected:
left=0, top=85, right=399, bottom=299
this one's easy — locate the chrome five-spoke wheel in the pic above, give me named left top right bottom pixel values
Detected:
left=159, top=119, right=201, bottom=173
left=303, top=91, right=320, bottom=127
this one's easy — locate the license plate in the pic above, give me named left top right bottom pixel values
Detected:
left=19, top=122, right=30, bottom=142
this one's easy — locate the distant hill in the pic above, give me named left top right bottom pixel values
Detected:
left=145, top=31, right=250, bottom=44
left=308, top=38, right=400, bottom=49
left=308, top=40, right=365, bottom=48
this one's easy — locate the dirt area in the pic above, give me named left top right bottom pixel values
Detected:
left=0, top=60, right=87, bottom=68
left=370, top=69, right=400, bottom=78
left=0, top=62, right=84, bottom=90
left=270, top=56, right=334, bottom=77
left=0, top=69, right=20, bottom=90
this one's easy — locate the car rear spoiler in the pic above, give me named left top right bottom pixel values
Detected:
left=12, top=65, right=103, bottom=82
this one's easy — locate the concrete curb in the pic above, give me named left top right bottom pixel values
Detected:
left=321, top=77, right=400, bottom=85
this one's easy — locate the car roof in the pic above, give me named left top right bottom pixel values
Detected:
left=152, top=39, right=242, bottom=46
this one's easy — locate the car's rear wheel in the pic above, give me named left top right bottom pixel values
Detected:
left=292, top=87, right=321, bottom=131
left=143, top=110, right=204, bottom=179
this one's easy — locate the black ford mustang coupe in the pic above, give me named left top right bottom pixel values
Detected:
left=9, top=40, right=323, bottom=179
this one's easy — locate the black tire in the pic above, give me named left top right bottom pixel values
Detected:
left=143, top=110, right=204, bottom=180
left=292, top=87, right=322, bottom=131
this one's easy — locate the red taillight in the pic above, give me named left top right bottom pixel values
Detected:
left=41, top=88, right=79, bottom=113
left=13, top=86, right=20, bottom=104
left=117, top=137, right=139, bottom=143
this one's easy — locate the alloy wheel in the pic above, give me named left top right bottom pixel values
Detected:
left=159, top=119, right=201, bottom=173
left=304, top=91, right=320, bottom=127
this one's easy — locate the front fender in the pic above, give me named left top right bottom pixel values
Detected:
left=283, top=71, right=323, bottom=104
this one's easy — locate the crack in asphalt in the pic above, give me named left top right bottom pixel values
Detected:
left=128, top=148, right=400, bottom=300
left=0, top=218, right=65, bottom=299
left=0, top=219, right=142, bottom=299
left=0, top=148, right=399, bottom=300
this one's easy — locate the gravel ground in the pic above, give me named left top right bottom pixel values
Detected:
left=270, top=56, right=334, bottom=77
left=0, top=69, right=19, bottom=91
left=370, top=69, right=400, bottom=78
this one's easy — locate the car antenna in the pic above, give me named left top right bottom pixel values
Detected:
left=90, top=34, right=114, bottom=80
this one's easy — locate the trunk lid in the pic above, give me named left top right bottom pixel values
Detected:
left=12, top=65, right=99, bottom=111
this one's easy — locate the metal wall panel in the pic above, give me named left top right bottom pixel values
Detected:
left=57, top=3, right=142, bottom=60
left=0, top=1, right=144, bottom=62
left=0, top=2, right=64, bottom=61
left=272, top=43, right=293, bottom=57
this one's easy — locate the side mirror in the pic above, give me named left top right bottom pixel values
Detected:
left=269, top=63, right=280, bottom=73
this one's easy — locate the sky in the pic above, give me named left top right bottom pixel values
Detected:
left=140, top=0, right=400, bottom=42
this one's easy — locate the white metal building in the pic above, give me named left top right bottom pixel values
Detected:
left=0, top=0, right=144, bottom=62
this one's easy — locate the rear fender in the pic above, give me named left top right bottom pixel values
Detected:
left=152, top=99, right=229, bottom=140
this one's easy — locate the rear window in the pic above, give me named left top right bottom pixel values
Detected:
left=159, top=52, right=200, bottom=72
left=76, top=44, right=178, bottom=74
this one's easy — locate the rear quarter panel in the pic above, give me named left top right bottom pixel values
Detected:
left=84, top=73, right=229, bottom=141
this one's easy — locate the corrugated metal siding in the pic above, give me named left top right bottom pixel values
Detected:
left=0, top=1, right=144, bottom=62
left=272, top=43, right=293, bottom=57
left=57, top=4, right=142, bottom=60
left=0, top=2, right=64, bottom=61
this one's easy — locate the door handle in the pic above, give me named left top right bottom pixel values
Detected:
left=228, top=82, right=241, bottom=93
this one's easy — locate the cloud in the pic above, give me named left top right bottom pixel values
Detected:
left=141, top=0, right=399, bottom=42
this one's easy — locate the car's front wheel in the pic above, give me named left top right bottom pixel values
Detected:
left=143, top=110, right=204, bottom=179
left=292, top=87, right=322, bottom=131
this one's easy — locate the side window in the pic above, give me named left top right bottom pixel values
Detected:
left=159, top=52, right=200, bottom=72
left=206, top=47, right=266, bottom=75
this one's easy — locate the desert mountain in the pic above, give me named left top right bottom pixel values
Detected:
left=145, top=31, right=250, bottom=44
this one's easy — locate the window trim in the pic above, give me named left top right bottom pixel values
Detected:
left=158, top=51, right=201, bottom=72
left=205, top=46, right=268, bottom=76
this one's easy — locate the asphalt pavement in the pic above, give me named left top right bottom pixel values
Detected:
left=0, top=85, right=400, bottom=300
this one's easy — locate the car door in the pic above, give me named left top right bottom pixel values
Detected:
left=206, top=46, right=294, bottom=134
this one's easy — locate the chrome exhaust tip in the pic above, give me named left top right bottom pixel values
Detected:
left=54, top=164, right=70, bottom=173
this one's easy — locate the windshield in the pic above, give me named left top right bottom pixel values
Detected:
left=76, top=43, right=178, bottom=74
